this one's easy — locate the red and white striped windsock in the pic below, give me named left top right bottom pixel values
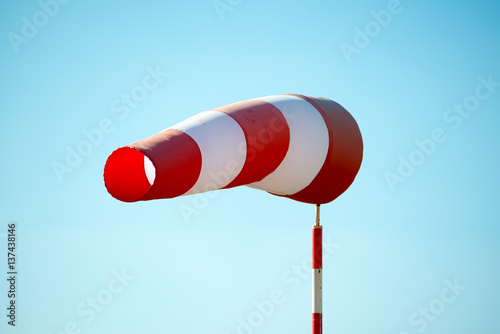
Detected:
left=104, top=94, right=363, bottom=204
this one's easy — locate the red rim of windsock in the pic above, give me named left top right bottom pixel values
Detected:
left=104, top=94, right=363, bottom=204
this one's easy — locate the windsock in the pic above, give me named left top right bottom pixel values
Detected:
left=104, top=94, right=363, bottom=204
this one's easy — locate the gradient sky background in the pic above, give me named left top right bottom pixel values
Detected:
left=1, top=0, right=499, bottom=333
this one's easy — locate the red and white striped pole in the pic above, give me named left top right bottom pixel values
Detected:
left=313, top=204, right=322, bottom=334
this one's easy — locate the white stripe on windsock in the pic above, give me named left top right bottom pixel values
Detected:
left=248, top=95, right=329, bottom=195
left=169, top=110, right=247, bottom=195
left=312, top=269, right=322, bottom=313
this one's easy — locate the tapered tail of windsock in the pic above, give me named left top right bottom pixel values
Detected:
left=104, top=94, right=363, bottom=204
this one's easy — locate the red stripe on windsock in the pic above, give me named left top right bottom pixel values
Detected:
left=313, top=313, right=322, bottom=334
left=104, top=147, right=153, bottom=202
left=104, top=129, right=202, bottom=201
left=214, top=99, right=290, bottom=189
left=285, top=95, right=363, bottom=204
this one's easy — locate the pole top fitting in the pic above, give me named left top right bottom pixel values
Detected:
left=314, top=204, right=321, bottom=227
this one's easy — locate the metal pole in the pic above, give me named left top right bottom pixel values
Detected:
left=312, top=204, right=322, bottom=334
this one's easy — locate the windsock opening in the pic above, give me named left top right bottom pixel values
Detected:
left=104, top=147, right=155, bottom=202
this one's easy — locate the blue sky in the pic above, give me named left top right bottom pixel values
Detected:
left=1, top=0, right=499, bottom=333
